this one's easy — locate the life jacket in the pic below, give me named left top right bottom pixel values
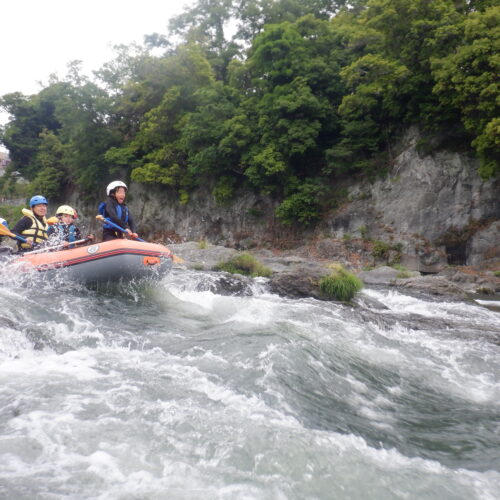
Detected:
left=52, top=223, right=77, bottom=246
left=98, top=201, right=129, bottom=229
left=19, top=208, right=49, bottom=249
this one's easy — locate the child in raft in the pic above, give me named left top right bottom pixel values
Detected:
left=48, top=205, right=94, bottom=248
left=99, top=181, right=138, bottom=242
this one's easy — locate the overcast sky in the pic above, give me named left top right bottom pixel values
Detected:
left=0, top=0, right=192, bottom=131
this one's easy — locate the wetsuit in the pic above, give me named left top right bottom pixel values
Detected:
left=101, top=196, right=137, bottom=242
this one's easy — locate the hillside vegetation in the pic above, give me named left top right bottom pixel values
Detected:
left=0, top=0, right=498, bottom=225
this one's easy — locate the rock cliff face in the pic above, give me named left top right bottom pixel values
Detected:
left=79, top=130, right=498, bottom=271
left=321, top=130, right=499, bottom=271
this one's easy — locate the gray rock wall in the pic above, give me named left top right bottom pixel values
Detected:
left=73, top=129, right=499, bottom=270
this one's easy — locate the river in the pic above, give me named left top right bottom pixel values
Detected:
left=0, top=268, right=499, bottom=499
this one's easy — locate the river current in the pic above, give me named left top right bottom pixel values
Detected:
left=0, top=267, right=499, bottom=499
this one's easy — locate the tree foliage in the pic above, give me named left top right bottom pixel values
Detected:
left=432, top=6, right=500, bottom=177
left=1, top=0, right=497, bottom=225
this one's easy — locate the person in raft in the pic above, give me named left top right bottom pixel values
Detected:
left=99, top=181, right=138, bottom=242
left=11, top=195, right=49, bottom=252
left=48, top=205, right=94, bottom=248
left=0, top=217, right=8, bottom=242
left=0, top=217, right=13, bottom=254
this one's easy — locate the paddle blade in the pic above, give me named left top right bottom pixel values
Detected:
left=0, top=223, right=18, bottom=239
left=0, top=223, right=13, bottom=237
left=0, top=223, right=27, bottom=243
left=47, top=216, right=59, bottom=225
left=172, top=254, right=184, bottom=264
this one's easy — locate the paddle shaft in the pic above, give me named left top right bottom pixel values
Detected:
left=23, top=238, right=90, bottom=255
left=0, top=223, right=27, bottom=243
left=96, top=215, right=144, bottom=241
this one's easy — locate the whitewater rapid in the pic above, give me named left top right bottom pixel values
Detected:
left=0, top=269, right=499, bottom=499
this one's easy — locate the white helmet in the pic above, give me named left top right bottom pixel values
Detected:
left=106, top=181, right=128, bottom=196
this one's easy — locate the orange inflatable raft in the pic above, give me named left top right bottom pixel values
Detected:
left=11, top=239, right=174, bottom=284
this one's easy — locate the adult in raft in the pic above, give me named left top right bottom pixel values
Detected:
left=11, top=195, right=49, bottom=252
left=100, top=181, right=138, bottom=242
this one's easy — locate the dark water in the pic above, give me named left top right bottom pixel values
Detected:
left=0, top=268, right=499, bottom=499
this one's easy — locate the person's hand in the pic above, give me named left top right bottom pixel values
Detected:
left=87, top=234, right=94, bottom=241
left=130, top=232, right=138, bottom=239
left=26, top=238, right=33, bottom=247
left=63, top=241, right=69, bottom=248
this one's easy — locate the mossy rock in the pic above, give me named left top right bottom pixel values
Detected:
left=214, top=252, right=272, bottom=278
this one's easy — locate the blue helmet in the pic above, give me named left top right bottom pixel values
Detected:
left=29, top=195, right=48, bottom=208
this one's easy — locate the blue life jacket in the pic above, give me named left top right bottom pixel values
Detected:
left=98, top=201, right=129, bottom=230
left=53, top=223, right=76, bottom=244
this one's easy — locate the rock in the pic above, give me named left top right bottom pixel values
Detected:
left=196, top=272, right=255, bottom=296
left=437, top=267, right=500, bottom=295
left=396, top=275, right=469, bottom=299
left=267, top=266, right=328, bottom=300
left=468, top=221, right=500, bottom=269
left=167, top=242, right=239, bottom=270
left=358, top=266, right=401, bottom=285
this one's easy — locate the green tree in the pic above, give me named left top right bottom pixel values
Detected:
left=29, top=129, right=68, bottom=200
left=0, top=91, right=61, bottom=179
left=129, top=44, right=215, bottom=193
left=432, top=6, right=500, bottom=177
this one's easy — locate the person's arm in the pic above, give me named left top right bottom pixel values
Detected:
left=11, top=217, right=31, bottom=237
left=11, top=217, right=34, bottom=249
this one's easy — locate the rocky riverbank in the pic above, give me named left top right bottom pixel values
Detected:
left=168, top=241, right=500, bottom=304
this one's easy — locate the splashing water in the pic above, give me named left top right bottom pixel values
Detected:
left=0, top=268, right=499, bottom=499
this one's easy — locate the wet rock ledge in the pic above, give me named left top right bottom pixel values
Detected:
left=167, top=242, right=500, bottom=302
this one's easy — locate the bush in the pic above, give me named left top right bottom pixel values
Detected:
left=0, top=205, right=22, bottom=225
left=319, top=264, right=363, bottom=302
left=214, top=253, right=272, bottom=277
left=275, top=182, right=325, bottom=226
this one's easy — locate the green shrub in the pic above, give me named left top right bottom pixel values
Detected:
left=0, top=205, right=22, bottom=225
left=212, top=175, right=236, bottom=205
left=319, top=264, right=363, bottom=302
left=396, top=271, right=412, bottom=279
left=372, top=240, right=392, bottom=259
left=275, top=182, right=325, bottom=226
left=198, top=239, right=208, bottom=249
left=494, top=271, right=500, bottom=277
left=214, top=253, right=272, bottom=277
left=372, top=240, right=403, bottom=263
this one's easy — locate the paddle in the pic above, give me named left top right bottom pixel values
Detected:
left=23, top=238, right=91, bottom=256
left=95, top=215, right=145, bottom=241
left=0, top=223, right=28, bottom=243
left=95, top=214, right=184, bottom=263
